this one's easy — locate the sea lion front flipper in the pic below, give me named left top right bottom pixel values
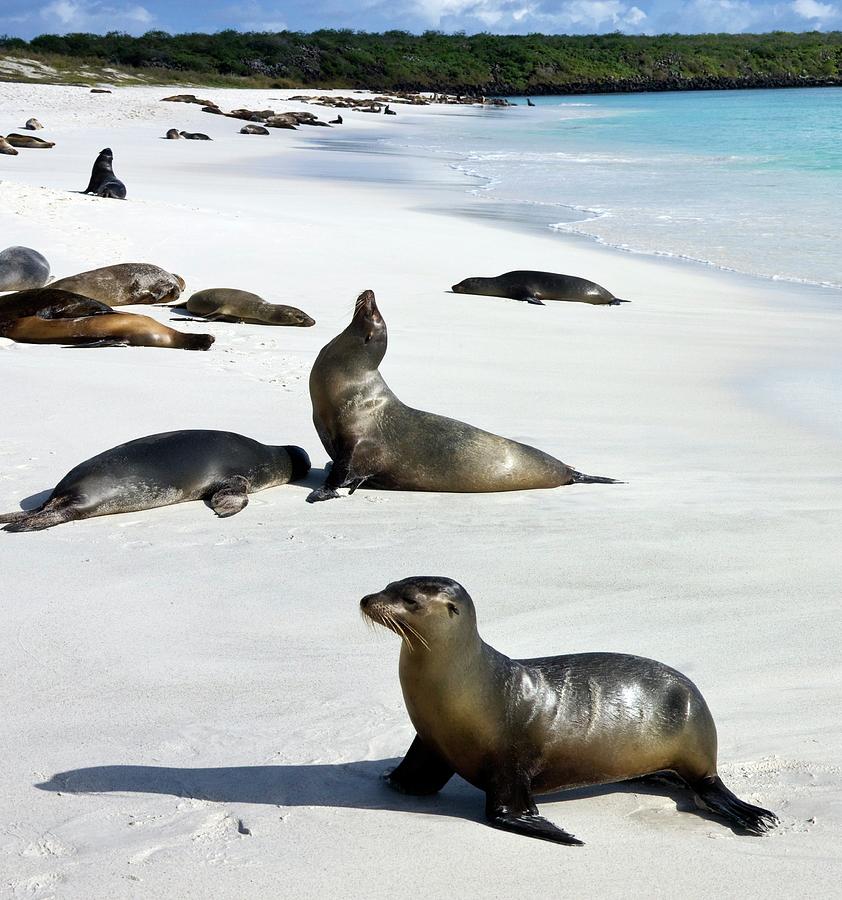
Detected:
left=485, top=776, right=584, bottom=846
left=523, top=295, right=545, bottom=305
left=208, top=475, right=250, bottom=517
left=383, top=735, right=454, bottom=795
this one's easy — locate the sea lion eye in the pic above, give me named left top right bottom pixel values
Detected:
left=447, top=602, right=460, bottom=617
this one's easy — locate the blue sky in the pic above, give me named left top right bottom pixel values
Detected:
left=2, top=0, right=841, bottom=39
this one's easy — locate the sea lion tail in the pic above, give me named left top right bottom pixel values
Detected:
left=570, top=470, right=623, bottom=485
left=0, top=503, right=72, bottom=532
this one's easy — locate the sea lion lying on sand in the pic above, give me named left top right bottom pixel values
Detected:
left=0, top=430, right=310, bottom=531
left=451, top=270, right=628, bottom=306
left=181, top=289, right=314, bottom=326
left=51, top=263, right=185, bottom=306
left=0, top=247, right=50, bottom=292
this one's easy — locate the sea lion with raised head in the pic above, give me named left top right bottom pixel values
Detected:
left=307, top=290, right=617, bottom=502
left=0, top=246, right=51, bottom=292
left=4, top=133, right=55, bottom=149
left=2, top=313, right=213, bottom=350
left=361, top=576, right=779, bottom=845
left=0, top=430, right=310, bottom=532
left=51, top=263, right=185, bottom=306
left=451, top=270, right=628, bottom=306
left=183, top=289, right=314, bottom=326
left=82, top=148, right=126, bottom=199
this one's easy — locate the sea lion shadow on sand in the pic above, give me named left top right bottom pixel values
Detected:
left=36, top=763, right=716, bottom=826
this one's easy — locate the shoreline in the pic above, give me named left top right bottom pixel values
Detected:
left=1, top=82, right=840, bottom=898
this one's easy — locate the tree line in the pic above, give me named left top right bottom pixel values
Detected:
left=2, top=29, right=842, bottom=93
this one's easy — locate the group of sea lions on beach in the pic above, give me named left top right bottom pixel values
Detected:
left=0, top=96, right=779, bottom=846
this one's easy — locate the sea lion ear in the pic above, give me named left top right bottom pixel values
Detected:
left=447, top=602, right=460, bottom=617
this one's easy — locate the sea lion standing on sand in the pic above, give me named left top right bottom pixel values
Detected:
left=0, top=430, right=310, bottom=532
left=362, top=576, right=779, bottom=845
left=51, top=263, right=185, bottom=306
left=0, top=246, right=51, bottom=291
left=307, top=289, right=617, bottom=502
left=182, top=289, right=314, bottom=326
left=329, top=114, right=343, bottom=125
left=451, top=271, right=628, bottom=306
left=82, top=148, right=126, bottom=199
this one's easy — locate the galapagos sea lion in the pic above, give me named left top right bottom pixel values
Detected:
left=4, top=133, right=55, bottom=149
left=0, top=246, right=51, bottom=292
left=0, top=137, right=18, bottom=155
left=384, top=105, right=397, bottom=116
left=240, top=124, right=270, bottom=135
left=451, top=271, right=628, bottom=306
left=179, top=131, right=212, bottom=140
left=1, top=303, right=214, bottom=351
left=165, top=128, right=182, bottom=139
left=361, top=576, right=779, bottom=845
left=329, top=114, right=343, bottom=125
left=82, top=148, right=126, bottom=199
left=90, top=88, right=111, bottom=94
left=51, top=263, right=185, bottom=306
left=0, top=430, right=310, bottom=532
left=0, top=288, right=112, bottom=325
left=307, top=290, right=616, bottom=502
left=24, top=118, right=44, bottom=130
left=183, top=289, right=314, bottom=326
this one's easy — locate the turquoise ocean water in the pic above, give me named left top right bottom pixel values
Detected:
left=387, top=88, right=842, bottom=290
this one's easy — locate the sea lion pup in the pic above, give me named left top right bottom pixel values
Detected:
left=307, top=290, right=617, bottom=502
left=179, top=131, right=212, bottom=140
left=0, top=288, right=112, bottom=326
left=0, top=246, right=51, bottom=291
left=2, top=311, right=213, bottom=350
left=4, top=133, right=55, bottom=149
left=451, top=271, right=628, bottom=306
left=184, top=289, right=315, bottom=326
left=165, top=128, right=182, bottom=139
left=24, top=118, right=44, bottom=130
left=361, top=576, right=779, bottom=845
left=0, top=136, right=18, bottom=155
left=0, top=430, right=310, bottom=532
left=51, top=263, right=185, bottom=306
left=82, top=148, right=126, bottom=199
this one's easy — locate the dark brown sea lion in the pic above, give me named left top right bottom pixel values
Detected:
left=362, top=576, right=779, bottom=845
left=4, top=133, right=55, bottom=149
left=307, top=290, right=617, bottom=502
left=179, top=131, right=212, bottom=140
left=0, top=288, right=111, bottom=325
left=240, top=124, right=270, bottom=135
left=0, top=296, right=213, bottom=351
left=183, top=289, right=314, bottom=326
left=0, top=430, right=310, bottom=531
left=451, top=271, right=628, bottom=306
left=50, top=263, right=185, bottom=306
left=165, top=129, right=182, bottom=139
left=82, top=148, right=126, bottom=199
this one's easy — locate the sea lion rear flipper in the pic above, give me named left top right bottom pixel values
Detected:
left=208, top=476, right=250, bottom=517
left=690, top=775, right=778, bottom=836
left=1, top=496, right=77, bottom=532
left=383, top=735, right=454, bottom=795
left=523, top=296, right=545, bottom=305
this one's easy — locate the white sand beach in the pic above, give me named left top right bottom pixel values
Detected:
left=1, top=83, right=840, bottom=898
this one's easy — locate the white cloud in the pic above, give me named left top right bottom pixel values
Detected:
left=792, top=0, right=836, bottom=19
left=39, top=0, right=153, bottom=31
left=412, top=0, right=648, bottom=31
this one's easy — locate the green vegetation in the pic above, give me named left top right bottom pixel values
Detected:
left=2, top=30, right=842, bottom=93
